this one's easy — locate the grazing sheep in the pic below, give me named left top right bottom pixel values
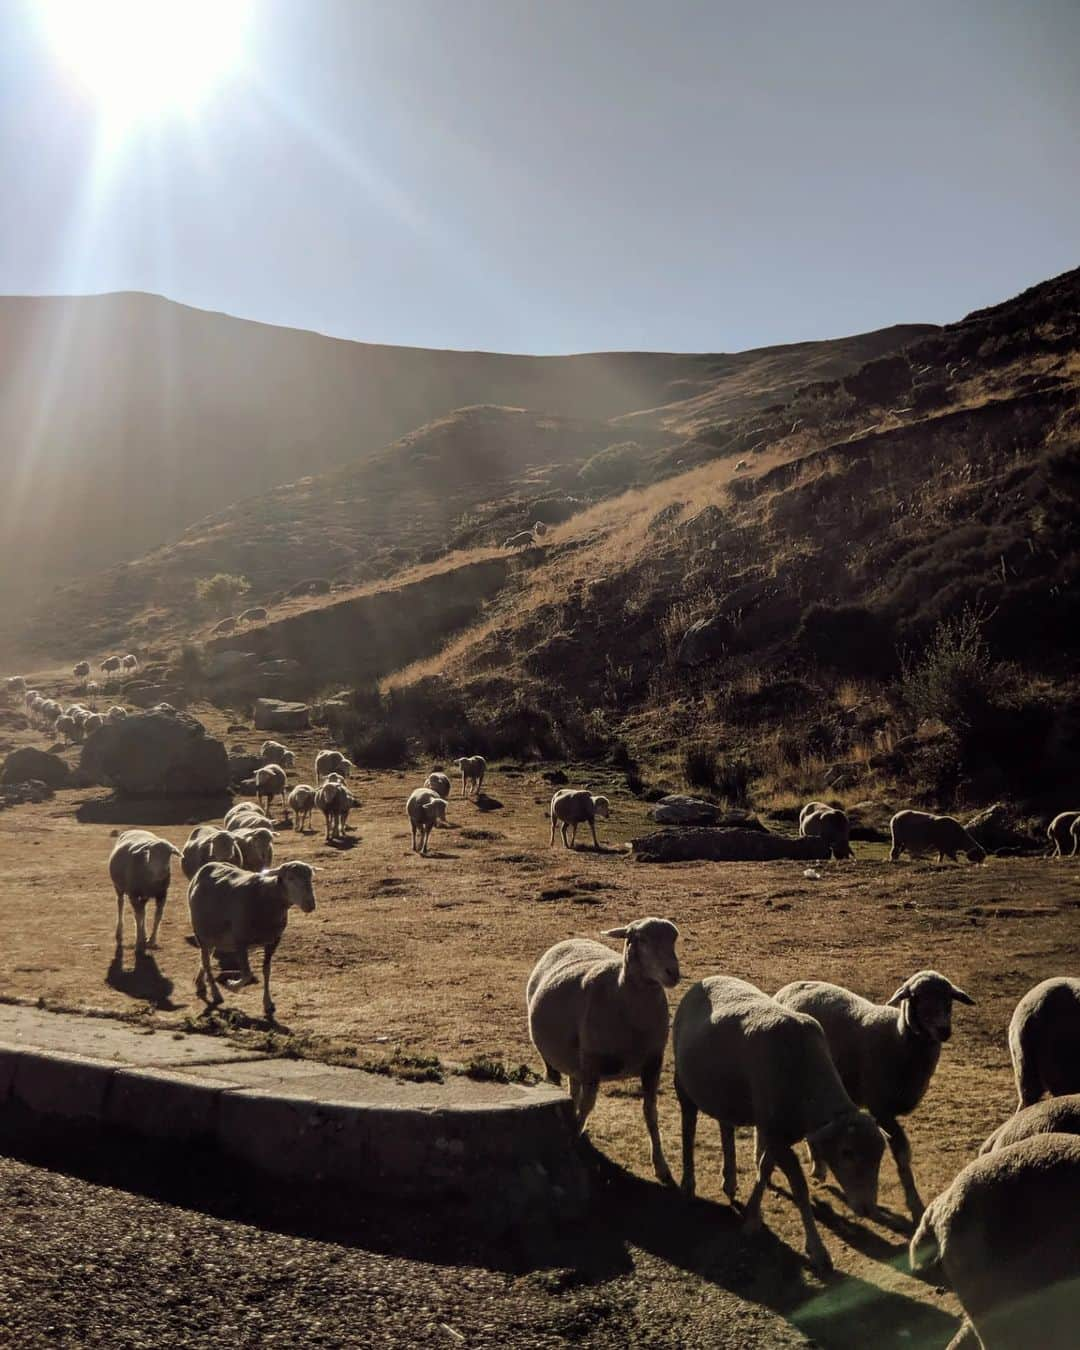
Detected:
left=188, top=861, right=317, bottom=1018
left=181, top=825, right=243, bottom=881
left=105, top=705, right=127, bottom=724
left=673, top=976, right=885, bottom=1274
left=980, top=1094, right=1080, bottom=1155
left=549, top=789, right=611, bottom=851
left=453, top=754, right=486, bottom=798
left=1048, top=811, right=1080, bottom=857
left=5, top=676, right=26, bottom=696
left=314, top=749, right=354, bottom=781
left=121, top=654, right=139, bottom=674
left=83, top=712, right=104, bottom=735
left=254, top=764, right=287, bottom=815
left=775, top=971, right=974, bottom=1220
left=504, top=530, right=536, bottom=549
left=1008, top=977, right=1080, bottom=1108
left=798, top=804, right=855, bottom=860
left=238, top=607, right=268, bottom=623
left=407, top=787, right=447, bottom=854
left=910, top=1134, right=1080, bottom=1350
left=231, top=826, right=275, bottom=871
left=259, top=739, right=295, bottom=769
left=798, top=801, right=832, bottom=833
left=108, top=829, right=181, bottom=952
left=287, top=784, right=315, bottom=833
left=211, top=617, right=237, bottom=636
left=224, top=804, right=275, bottom=832
left=55, top=714, right=76, bottom=744
left=100, top=656, right=122, bottom=680
left=527, top=919, right=681, bottom=1186
left=889, top=809, right=986, bottom=864
left=424, top=771, right=452, bottom=800
left=73, top=661, right=90, bottom=680
left=315, top=778, right=351, bottom=841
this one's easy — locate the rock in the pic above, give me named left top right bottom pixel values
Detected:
left=542, top=769, right=570, bottom=786
left=677, top=504, right=725, bottom=540
left=257, top=659, right=301, bottom=675
left=0, top=747, right=70, bottom=788
left=676, top=615, right=733, bottom=667
left=650, top=795, right=719, bottom=826
left=126, top=683, right=182, bottom=709
left=204, top=651, right=259, bottom=680
left=647, top=502, right=686, bottom=534
left=80, top=710, right=229, bottom=797
left=633, top=828, right=829, bottom=863
left=0, top=779, right=54, bottom=806
left=253, top=699, right=310, bottom=732
left=228, top=754, right=262, bottom=782
left=966, top=803, right=1037, bottom=854
left=0, top=710, right=28, bottom=730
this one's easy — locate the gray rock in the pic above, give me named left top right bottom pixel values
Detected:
left=80, top=710, right=229, bottom=797
left=257, top=659, right=301, bottom=675
left=633, top=828, right=829, bottom=863
left=676, top=615, right=733, bottom=667
left=204, top=650, right=259, bottom=680
left=253, top=699, right=310, bottom=732
left=227, top=754, right=262, bottom=782
left=966, top=802, right=1036, bottom=853
left=0, top=747, right=70, bottom=788
left=650, top=795, right=719, bottom=826
left=0, top=778, right=55, bottom=805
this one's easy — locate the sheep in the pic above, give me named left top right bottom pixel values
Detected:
left=532, top=520, right=548, bottom=537
left=889, top=809, right=986, bottom=864
left=910, top=1134, right=1080, bottom=1349
left=55, top=714, right=76, bottom=744
left=453, top=754, right=486, bottom=798
left=231, top=825, right=275, bottom=871
left=238, top=607, right=268, bottom=623
left=798, top=804, right=855, bottom=861
left=254, top=764, right=287, bottom=815
left=211, top=617, right=237, bottom=635
left=287, top=784, right=315, bottom=833
left=527, top=919, right=681, bottom=1186
left=105, top=705, right=127, bottom=724
left=407, top=787, right=447, bottom=854
left=23, top=689, right=40, bottom=711
left=181, top=825, right=243, bottom=881
left=1008, top=977, right=1080, bottom=1108
left=774, top=970, right=974, bottom=1220
left=152, top=702, right=177, bottom=715
left=72, top=661, right=90, bottom=680
left=424, top=771, right=452, bottom=800
left=673, top=975, right=885, bottom=1275
left=734, top=458, right=748, bottom=471
left=314, top=749, right=354, bottom=781
left=980, top=1094, right=1080, bottom=1155
left=108, top=829, right=181, bottom=952
left=315, top=778, right=351, bottom=841
left=121, top=654, right=139, bottom=674
left=549, top=788, right=610, bottom=851
left=83, top=712, right=104, bottom=735
left=100, top=656, right=122, bottom=680
left=259, top=739, right=295, bottom=769
left=1047, top=811, right=1080, bottom=857
left=224, top=803, right=275, bottom=831
left=504, top=530, right=536, bottom=550
left=188, top=860, right=317, bottom=1018
left=5, top=675, right=26, bottom=696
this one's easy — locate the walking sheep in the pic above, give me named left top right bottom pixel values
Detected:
left=504, top=530, right=536, bottom=550
left=889, top=810, right=986, bottom=864
left=121, top=654, right=139, bottom=674
left=73, top=661, right=90, bottom=680
left=287, top=784, right=315, bottom=833
left=238, top=607, right=268, bottom=624
left=910, top=1135, right=1080, bottom=1350
left=188, top=861, right=317, bottom=1018
left=108, top=829, right=181, bottom=952
left=775, top=971, right=974, bottom=1220
left=181, top=825, right=243, bottom=881
left=673, top=976, right=885, bottom=1275
left=424, top=771, right=452, bottom=800
left=224, top=804, right=275, bottom=832
left=527, top=919, right=681, bottom=1186
left=549, top=789, right=611, bottom=851
left=453, top=755, right=486, bottom=798
left=254, top=764, right=288, bottom=816
left=407, top=787, right=447, bottom=854
left=1047, top=811, right=1080, bottom=857
left=100, top=656, right=122, bottom=680
left=315, top=778, right=351, bottom=841
left=1008, top=977, right=1080, bottom=1108
left=314, top=749, right=354, bottom=781
left=231, top=826, right=275, bottom=872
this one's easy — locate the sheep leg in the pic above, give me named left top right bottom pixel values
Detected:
left=641, top=1056, right=674, bottom=1186
left=805, top=1138, right=828, bottom=1182
left=675, top=1077, right=697, bottom=1198
left=541, top=1057, right=561, bottom=1086
left=889, top=843, right=902, bottom=861
left=879, top=1115, right=923, bottom=1220
left=549, top=815, right=557, bottom=846
left=720, top=1122, right=738, bottom=1200
left=561, top=821, right=570, bottom=848
left=196, top=945, right=222, bottom=1005
left=944, top=1318, right=980, bottom=1349
left=130, top=898, right=148, bottom=953
left=145, top=897, right=166, bottom=951
left=589, top=819, right=600, bottom=851
left=573, top=1076, right=600, bottom=1134
left=261, top=940, right=279, bottom=1018
left=775, top=1145, right=832, bottom=1275
left=114, top=889, right=125, bottom=947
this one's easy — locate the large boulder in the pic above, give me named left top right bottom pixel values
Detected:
left=650, top=795, right=719, bottom=826
left=676, top=615, right=733, bottom=667
left=204, top=650, right=259, bottom=680
left=632, top=828, right=829, bottom=863
left=965, top=803, right=1038, bottom=854
left=227, top=753, right=262, bottom=783
left=253, top=699, right=310, bottom=732
left=0, top=747, right=70, bottom=788
left=80, top=709, right=229, bottom=796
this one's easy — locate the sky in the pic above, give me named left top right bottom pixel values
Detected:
left=0, top=0, right=1077, bottom=355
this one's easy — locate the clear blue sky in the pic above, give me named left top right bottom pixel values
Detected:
left=1, top=0, right=1076, bottom=354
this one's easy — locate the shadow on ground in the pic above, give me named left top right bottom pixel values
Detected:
left=105, top=949, right=177, bottom=1010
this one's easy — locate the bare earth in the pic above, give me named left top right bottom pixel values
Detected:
left=0, top=708, right=1077, bottom=1347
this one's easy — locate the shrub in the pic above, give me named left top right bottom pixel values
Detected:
left=796, top=603, right=898, bottom=676
left=716, top=757, right=753, bottom=807
left=349, top=726, right=411, bottom=769
left=195, top=573, right=250, bottom=615
left=177, top=643, right=204, bottom=687
left=577, top=441, right=646, bottom=488
left=683, top=742, right=719, bottom=790
left=901, top=605, right=996, bottom=733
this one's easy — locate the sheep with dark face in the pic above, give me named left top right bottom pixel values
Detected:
left=889, top=810, right=986, bottom=864
left=231, top=826, right=275, bottom=872
left=527, top=919, right=681, bottom=1186
left=775, top=970, right=974, bottom=1220
left=108, top=829, right=181, bottom=952
left=549, top=789, right=610, bottom=851
left=1008, top=977, right=1080, bottom=1108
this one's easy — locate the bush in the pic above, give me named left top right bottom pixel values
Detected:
left=683, top=742, right=719, bottom=790
left=796, top=603, right=898, bottom=676
left=716, top=757, right=753, bottom=807
left=349, top=725, right=411, bottom=769
left=901, top=606, right=996, bottom=733
left=177, top=643, right=204, bottom=687
left=577, top=441, right=646, bottom=488
left=195, top=573, right=250, bottom=615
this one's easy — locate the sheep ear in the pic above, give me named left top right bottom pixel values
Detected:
left=949, top=984, right=975, bottom=1006
left=601, top=926, right=629, bottom=940
left=886, top=981, right=911, bottom=1006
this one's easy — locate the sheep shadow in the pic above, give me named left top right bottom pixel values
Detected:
left=323, top=835, right=359, bottom=851
left=472, top=793, right=503, bottom=812
left=105, top=948, right=177, bottom=1010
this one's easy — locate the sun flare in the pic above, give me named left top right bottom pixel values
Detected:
left=41, top=0, right=251, bottom=123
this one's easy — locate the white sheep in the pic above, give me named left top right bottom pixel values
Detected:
left=73, top=661, right=90, bottom=680
left=100, top=656, right=122, bottom=680
left=108, top=829, right=181, bottom=952
left=503, top=530, right=536, bottom=549
left=254, top=764, right=287, bottom=815
left=314, top=749, right=354, bottom=781
left=188, top=860, right=317, bottom=1017
left=407, top=787, right=447, bottom=854
left=121, top=654, right=139, bottom=674
left=980, top=1093, right=1080, bottom=1155
left=231, top=825, right=275, bottom=871
left=453, top=754, right=486, bottom=798
left=55, top=714, right=76, bottom=744
left=259, top=739, right=295, bottom=769
left=532, top=520, right=548, bottom=537
left=1008, top=976, right=1080, bottom=1108
left=224, top=803, right=275, bottom=832
left=889, top=809, right=986, bottom=864
left=775, top=971, right=974, bottom=1220
left=673, top=975, right=885, bottom=1275
left=423, top=771, right=452, bottom=800
left=549, top=789, right=610, bottom=851
left=910, top=1134, right=1080, bottom=1349
left=83, top=712, right=104, bottom=735
left=1047, top=811, right=1079, bottom=857
left=287, top=784, right=315, bottom=833
left=315, top=778, right=351, bottom=841
left=798, top=803, right=854, bottom=861
left=527, top=919, right=680, bottom=1186
left=105, top=706, right=127, bottom=724
left=181, top=825, right=243, bottom=881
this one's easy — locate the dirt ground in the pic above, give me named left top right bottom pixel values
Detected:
left=0, top=701, right=1077, bottom=1347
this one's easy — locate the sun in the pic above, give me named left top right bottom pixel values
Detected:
left=41, top=0, right=251, bottom=123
